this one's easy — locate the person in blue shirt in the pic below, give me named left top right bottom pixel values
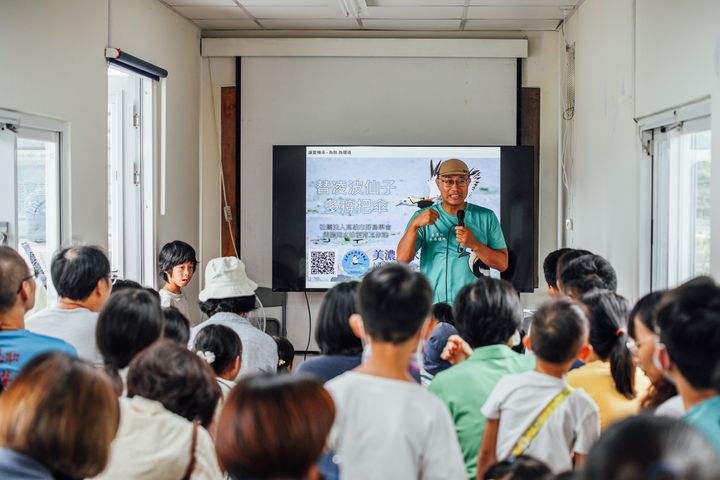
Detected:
left=655, top=276, right=720, bottom=453
left=397, top=158, right=508, bottom=304
left=0, top=247, right=76, bottom=388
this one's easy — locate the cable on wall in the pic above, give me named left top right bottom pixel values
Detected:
left=207, top=57, right=239, bottom=259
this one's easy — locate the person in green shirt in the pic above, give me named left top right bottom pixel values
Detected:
left=396, top=158, right=508, bottom=304
left=428, top=277, right=534, bottom=479
left=655, top=277, right=720, bottom=454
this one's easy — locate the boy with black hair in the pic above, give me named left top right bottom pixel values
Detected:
left=542, top=248, right=572, bottom=296
left=558, top=253, right=617, bottom=299
left=26, top=245, right=111, bottom=364
left=326, top=264, right=465, bottom=479
left=0, top=247, right=76, bottom=387
left=554, top=249, right=591, bottom=293
left=477, top=298, right=600, bottom=475
left=429, top=277, right=535, bottom=479
left=158, top=240, right=198, bottom=318
left=655, top=276, right=720, bottom=453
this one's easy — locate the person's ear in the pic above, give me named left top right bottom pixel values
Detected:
left=578, top=344, right=592, bottom=361
left=653, top=344, right=672, bottom=373
left=230, top=355, right=241, bottom=378
left=423, top=318, right=438, bottom=341
left=19, top=279, right=36, bottom=310
left=349, top=314, right=366, bottom=340
left=523, top=335, right=532, bottom=351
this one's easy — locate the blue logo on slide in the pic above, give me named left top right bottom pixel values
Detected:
left=341, top=250, right=370, bottom=277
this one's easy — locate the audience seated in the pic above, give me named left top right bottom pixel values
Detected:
left=163, top=306, right=191, bottom=345
left=274, top=336, right=295, bottom=373
left=429, top=277, right=535, bottom=479
left=478, top=298, right=600, bottom=475
left=627, top=291, right=682, bottom=416
left=543, top=248, right=572, bottom=296
left=295, top=281, right=363, bottom=382
left=554, top=249, right=592, bottom=293
left=96, top=289, right=164, bottom=394
left=421, top=321, right=458, bottom=385
left=567, top=290, right=650, bottom=430
left=193, top=324, right=242, bottom=397
left=583, top=415, right=720, bottom=480
left=483, top=455, right=552, bottom=480
left=558, top=254, right=616, bottom=299
left=326, top=264, right=466, bottom=479
left=655, top=277, right=720, bottom=454
left=0, top=247, right=76, bottom=388
left=190, top=257, right=277, bottom=377
left=26, top=245, right=111, bottom=363
left=158, top=240, right=198, bottom=319
left=97, top=340, right=222, bottom=479
left=432, top=301, right=455, bottom=326
left=216, top=374, right=335, bottom=479
left=0, top=352, right=119, bottom=479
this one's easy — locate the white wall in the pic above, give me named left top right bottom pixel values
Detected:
left=562, top=0, right=720, bottom=298
left=635, top=0, right=720, bottom=118
left=561, top=0, right=639, bottom=298
left=200, top=32, right=560, bottom=350
left=0, top=0, right=201, bottom=319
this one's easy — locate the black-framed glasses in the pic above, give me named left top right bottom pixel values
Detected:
left=16, top=273, right=36, bottom=294
left=438, top=178, right=469, bottom=188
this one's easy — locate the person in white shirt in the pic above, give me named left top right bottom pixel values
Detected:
left=189, top=257, right=278, bottom=378
left=96, top=340, right=222, bottom=480
left=478, top=298, right=600, bottom=475
left=26, top=245, right=112, bottom=364
left=193, top=324, right=242, bottom=397
left=326, top=263, right=466, bottom=480
left=158, top=240, right=198, bottom=319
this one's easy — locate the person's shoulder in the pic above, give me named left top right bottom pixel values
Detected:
left=569, top=386, right=600, bottom=413
left=27, top=331, right=77, bottom=352
left=466, top=203, right=495, bottom=215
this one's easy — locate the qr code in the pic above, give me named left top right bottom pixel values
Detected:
left=310, top=251, right=336, bottom=275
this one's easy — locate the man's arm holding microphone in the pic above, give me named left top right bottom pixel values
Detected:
left=455, top=224, right=509, bottom=272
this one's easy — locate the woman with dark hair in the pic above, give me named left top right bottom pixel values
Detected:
left=97, top=340, right=222, bottom=479
left=295, top=281, right=363, bottom=382
left=627, top=291, right=683, bottom=416
left=216, top=374, right=335, bottom=480
left=193, top=324, right=242, bottom=397
left=567, top=289, right=651, bottom=430
left=96, top=289, right=164, bottom=394
left=190, top=257, right=278, bottom=377
left=0, top=352, right=119, bottom=479
left=274, top=336, right=295, bottom=373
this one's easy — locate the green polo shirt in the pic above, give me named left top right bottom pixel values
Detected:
left=684, top=395, right=720, bottom=454
left=429, top=344, right=535, bottom=479
left=408, top=202, right=506, bottom=304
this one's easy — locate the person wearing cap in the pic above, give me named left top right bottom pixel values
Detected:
left=397, top=158, right=508, bottom=304
left=189, top=257, right=278, bottom=378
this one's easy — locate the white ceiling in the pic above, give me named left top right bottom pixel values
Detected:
left=160, top=0, right=580, bottom=32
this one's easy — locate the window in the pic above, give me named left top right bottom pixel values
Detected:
left=0, top=111, right=63, bottom=309
left=107, top=66, right=156, bottom=285
left=649, top=116, right=711, bottom=289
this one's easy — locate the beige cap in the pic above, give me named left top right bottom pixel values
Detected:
left=438, top=158, right=469, bottom=176
left=199, top=257, right=258, bottom=302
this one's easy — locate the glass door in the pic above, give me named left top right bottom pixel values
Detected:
left=0, top=121, right=62, bottom=309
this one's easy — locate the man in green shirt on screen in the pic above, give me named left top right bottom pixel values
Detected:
left=397, top=158, right=508, bottom=304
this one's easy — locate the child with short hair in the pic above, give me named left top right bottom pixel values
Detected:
left=157, top=241, right=198, bottom=318
left=162, top=307, right=191, bottom=346
left=326, top=264, right=466, bottom=479
left=477, top=298, right=600, bottom=475
left=193, top=324, right=243, bottom=397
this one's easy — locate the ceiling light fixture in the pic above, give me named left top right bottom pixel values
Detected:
left=337, top=0, right=368, bottom=18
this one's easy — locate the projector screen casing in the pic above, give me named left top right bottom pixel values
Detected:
left=273, top=145, right=536, bottom=293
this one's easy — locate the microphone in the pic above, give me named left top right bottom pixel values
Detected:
left=456, top=210, right=467, bottom=255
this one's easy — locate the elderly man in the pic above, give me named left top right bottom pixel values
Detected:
left=397, top=158, right=508, bottom=303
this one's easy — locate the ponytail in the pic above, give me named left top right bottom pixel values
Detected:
left=609, top=329, right=635, bottom=399
left=581, top=289, right=635, bottom=399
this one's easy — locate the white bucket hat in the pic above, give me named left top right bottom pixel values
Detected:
left=198, top=257, right=258, bottom=302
